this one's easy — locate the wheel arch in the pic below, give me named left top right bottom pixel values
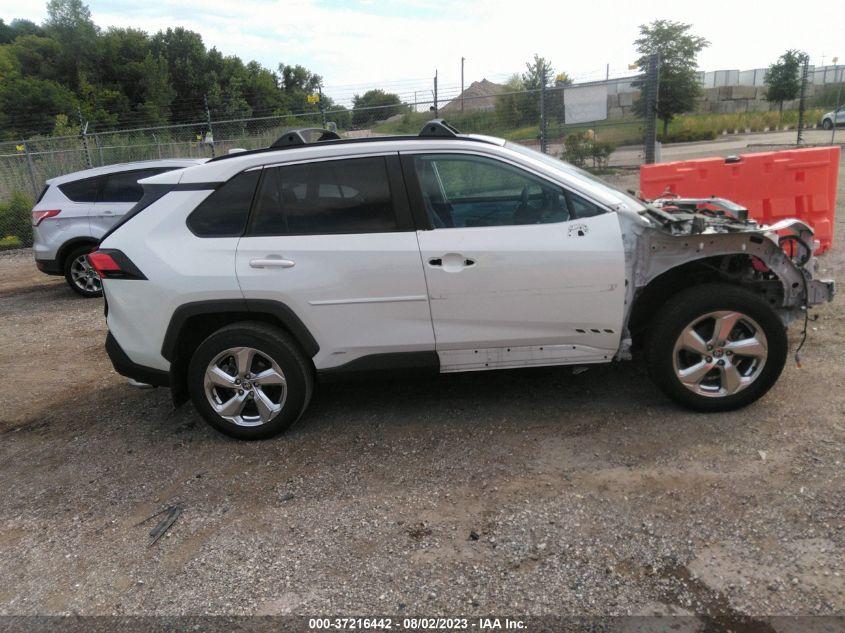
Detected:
left=162, top=299, right=319, bottom=405
left=57, top=237, right=99, bottom=268
left=627, top=253, right=787, bottom=350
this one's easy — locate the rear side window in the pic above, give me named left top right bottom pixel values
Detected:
left=59, top=176, right=103, bottom=203
left=99, top=168, right=174, bottom=203
left=186, top=170, right=260, bottom=237
left=248, top=157, right=398, bottom=236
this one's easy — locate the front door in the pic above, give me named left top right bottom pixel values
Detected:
left=235, top=155, right=434, bottom=371
left=405, top=152, right=625, bottom=372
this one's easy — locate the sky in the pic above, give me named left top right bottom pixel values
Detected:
left=1, top=0, right=841, bottom=106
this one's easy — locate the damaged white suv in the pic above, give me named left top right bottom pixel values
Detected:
left=90, top=121, right=834, bottom=439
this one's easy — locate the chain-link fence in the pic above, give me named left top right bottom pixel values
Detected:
left=0, top=66, right=658, bottom=251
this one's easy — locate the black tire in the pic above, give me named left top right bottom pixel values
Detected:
left=822, top=118, right=833, bottom=131
left=188, top=322, right=313, bottom=440
left=645, top=283, right=788, bottom=412
left=64, top=244, right=102, bottom=298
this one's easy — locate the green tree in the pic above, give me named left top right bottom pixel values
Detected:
left=764, top=49, right=804, bottom=117
left=0, top=19, right=44, bottom=43
left=44, top=0, right=98, bottom=90
left=7, top=35, right=63, bottom=81
left=632, top=20, right=709, bottom=136
left=151, top=27, right=217, bottom=123
left=0, top=75, right=77, bottom=137
left=351, top=89, right=404, bottom=126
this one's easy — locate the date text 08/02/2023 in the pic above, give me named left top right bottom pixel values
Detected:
left=308, top=617, right=527, bottom=630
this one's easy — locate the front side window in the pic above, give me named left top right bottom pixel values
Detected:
left=186, top=169, right=260, bottom=237
left=249, top=156, right=398, bottom=236
left=99, top=168, right=173, bottom=203
left=411, top=154, right=600, bottom=228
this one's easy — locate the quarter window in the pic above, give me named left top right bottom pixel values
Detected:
left=248, top=157, right=398, bottom=236
left=411, top=154, right=603, bottom=228
left=99, top=168, right=173, bottom=203
left=186, top=169, right=260, bottom=237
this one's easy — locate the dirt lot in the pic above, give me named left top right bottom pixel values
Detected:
left=0, top=147, right=843, bottom=627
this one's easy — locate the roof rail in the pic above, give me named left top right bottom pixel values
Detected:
left=419, top=119, right=460, bottom=138
left=270, top=128, right=342, bottom=149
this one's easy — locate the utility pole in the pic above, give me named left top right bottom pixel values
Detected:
left=433, top=70, right=439, bottom=117
left=204, top=94, right=215, bottom=157
left=606, top=63, right=610, bottom=81
left=318, top=84, right=326, bottom=128
left=461, top=57, right=465, bottom=112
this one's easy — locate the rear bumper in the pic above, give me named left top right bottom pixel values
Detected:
left=106, top=331, right=170, bottom=388
left=35, top=258, right=62, bottom=275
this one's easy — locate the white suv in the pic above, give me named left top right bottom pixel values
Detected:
left=31, top=158, right=206, bottom=297
left=90, top=121, right=834, bottom=439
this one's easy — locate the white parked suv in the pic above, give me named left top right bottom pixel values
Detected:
left=89, top=121, right=834, bottom=439
left=31, top=158, right=206, bottom=297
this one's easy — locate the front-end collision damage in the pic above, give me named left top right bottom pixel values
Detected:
left=614, top=204, right=835, bottom=360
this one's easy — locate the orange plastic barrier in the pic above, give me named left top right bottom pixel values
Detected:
left=640, top=146, right=840, bottom=253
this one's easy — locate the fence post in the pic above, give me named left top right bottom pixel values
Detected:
left=643, top=53, right=660, bottom=164
left=22, top=141, right=39, bottom=198
left=204, top=95, right=216, bottom=157
left=433, top=70, right=439, bottom=117
left=539, top=68, right=548, bottom=154
left=77, top=108, right=93, bottom=169
left=796, top=54, right=810, bottom=145
left=93, top=133, right=104, bottom=166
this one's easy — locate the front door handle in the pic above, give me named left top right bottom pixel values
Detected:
left=429, top=254, right=475, bottom=271
left=250, top=257, right=295, bottom=269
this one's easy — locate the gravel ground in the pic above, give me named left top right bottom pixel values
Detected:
left=0, top=148, right=842, bottom=627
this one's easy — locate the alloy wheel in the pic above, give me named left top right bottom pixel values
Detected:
left=70, top=254, right=102, bottom=294
left=672, top=311, right=768, bottom=398
left=203, top=347, right=287, bottom=427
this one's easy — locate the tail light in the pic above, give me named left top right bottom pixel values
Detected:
left=32, top=209, right=61, bottom=226
left=86, top=249, right=147, bottom=280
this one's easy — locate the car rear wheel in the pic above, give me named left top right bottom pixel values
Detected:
left=64, top=245, right=102, bottom=298
left=188, top=322, right=313, bottom=439
left=646, top=283, right=788, bottom=412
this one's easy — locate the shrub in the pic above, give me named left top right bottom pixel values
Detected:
left=0, top=190, right=35, bottom=248
left=561, top=133, right=616, bottom=169
left=0, top=235, right=23, bottom=251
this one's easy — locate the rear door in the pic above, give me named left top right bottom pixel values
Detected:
left=90, top=168, right=173, bottom=237
left=235, top=154, right=434, bottom=370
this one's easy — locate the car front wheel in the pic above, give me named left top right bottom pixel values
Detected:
left=188, top=322, right=313, bottom=439
left=646, top=283, right=788, bottom=412
left=822, top=118, right=833, bottom=130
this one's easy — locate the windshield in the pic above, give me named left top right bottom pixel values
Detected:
left=505, top=141, right=647, bottom=212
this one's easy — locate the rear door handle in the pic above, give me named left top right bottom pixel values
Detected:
left=250, top=257, right=295, bottom=269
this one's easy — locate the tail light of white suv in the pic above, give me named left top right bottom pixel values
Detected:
left=87, top=249, right=147, bottom=280
left=32, top=209, right=61, bottom=226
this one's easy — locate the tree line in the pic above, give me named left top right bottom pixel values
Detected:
left=0, top=0, right=407, bottom=139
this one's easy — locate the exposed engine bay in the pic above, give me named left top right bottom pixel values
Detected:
left=614, top=194, right=836, bottom=360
